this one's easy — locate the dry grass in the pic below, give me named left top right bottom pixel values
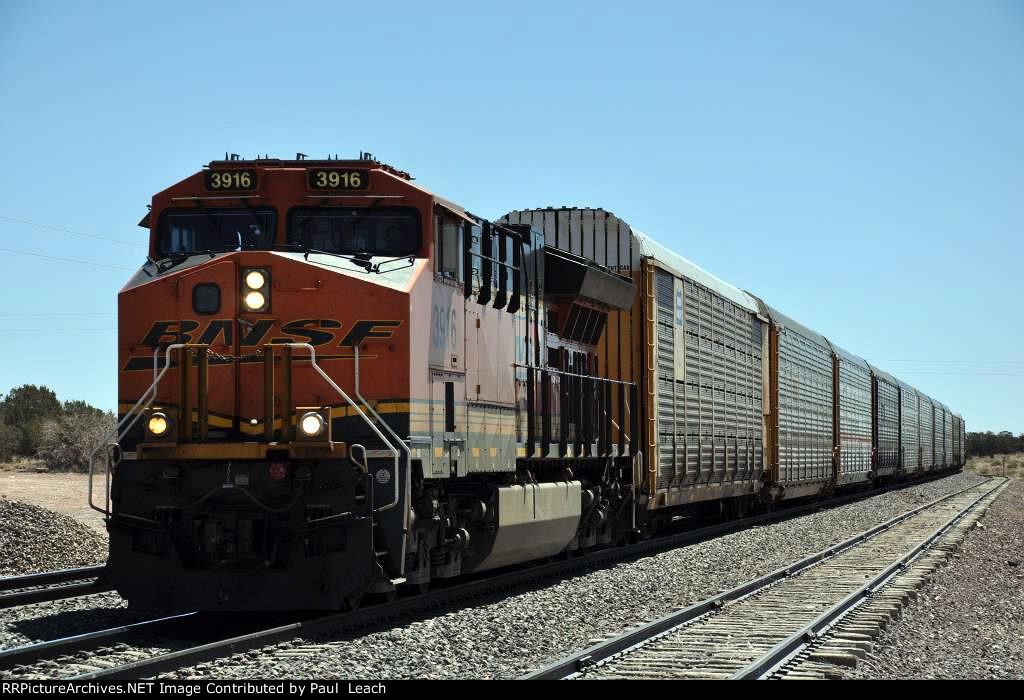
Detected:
left=0, top=457, right=48, bottom=473
left=968, top=452, right=1024, bottom=480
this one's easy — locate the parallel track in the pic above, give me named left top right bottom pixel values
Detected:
left=522, top=477, right=1005, bottom=680
left=0, top=471, right=967, bottom=680
left=0, top=565, right=111, bottom=610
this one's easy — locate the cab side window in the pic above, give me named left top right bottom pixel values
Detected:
left=435, top=215, right=463, bottom=282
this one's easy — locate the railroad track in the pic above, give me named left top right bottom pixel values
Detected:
left=522, top=477, right=1006, bottom=680
left=0, top=612, right=197, bottom=678
left=0, top=565, right=111, bottom=610
left=0, top=471, right=970, bottom=680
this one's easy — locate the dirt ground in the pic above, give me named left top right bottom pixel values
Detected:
left=847, top=478, right=1024, bottom=679
left=0, top=464, right=107, bottom=534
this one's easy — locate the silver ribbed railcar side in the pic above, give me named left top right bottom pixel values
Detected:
left=960, top=416, right=967, bottom=466
left=833, top=344, right=872, bottom=485
left=764, top=305, right=833, bottom=495
left=920, top=396, right=936, bottom=470
left=941, top=404, right=953, bottom=468
left=897, top=380, right=920, bottom=472
left=870, top=366, right=901, bottom=477
left=643, top=238, right=766, bottom=506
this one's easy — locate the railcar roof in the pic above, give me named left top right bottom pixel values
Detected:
left=830, top=342, right=870, bottom=371
left=631, top=230, right=760, bottom=314
left=761, top=303, right=831, bottom=348
left=868, top=364, right=901, bottom=386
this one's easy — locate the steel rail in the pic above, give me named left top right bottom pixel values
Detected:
left=0, top=565, right=105, bottom=592
left=732, top=477, right=1008, bottom=679
left=520, top=476, right=1001, bottom=680
left=0, top=581, right=114, bottom=610
left=0, top=613, right=195, bottom=671
left=66, top=472, right=962, bottom=681
left=0, top=565, right=111, bottom=610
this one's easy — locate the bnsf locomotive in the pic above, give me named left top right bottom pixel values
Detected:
left=91, top=155, right=966, bottom=610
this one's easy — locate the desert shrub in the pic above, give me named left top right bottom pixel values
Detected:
left=35, top=409, right=116, bottom=472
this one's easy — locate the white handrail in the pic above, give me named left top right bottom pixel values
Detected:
left=88, top=342, right=404, bottom=516
left=284, top=343, right=401, bottom=512
left=353, top=344, right=412, bottom=571
left=88, top=343, right=187, bottom=515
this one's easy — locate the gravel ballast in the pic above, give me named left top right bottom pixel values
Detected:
left=0, top=498, right=107, bottom=577
left=169, top=472, right=988, bottom=680
left=846, top=478, right=1024, bottom=680
left=0, top=498, right=130, bottom=655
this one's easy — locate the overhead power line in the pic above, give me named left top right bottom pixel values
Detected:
left=0, top=215, right=145, bottom=247
left=0, top=247, right=135, bottom=271
left=876, top=359, right=1024, bottom=364
left=0, top=312, right=115, bottom=317
left=5, top=328, right=116, bottom=332
left=893, top=371, right=1024, bottom=377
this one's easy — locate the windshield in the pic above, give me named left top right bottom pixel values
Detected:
left=288, top=207, right=421, bottom=257
left=157, top=209, right=276, bottom=256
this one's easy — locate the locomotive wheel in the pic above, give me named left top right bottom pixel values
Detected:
left=343, top=593, right=363, bottom=611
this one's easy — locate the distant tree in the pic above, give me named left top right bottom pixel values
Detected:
left=0, top=420, right=19, bottom=462
left=1, top=385, right=62, bottom=456
left=1, top=385, right=61, bottom=426
left=63, top=400, right=106, bottom=418
left=967, top=430, right=1024, bottom=457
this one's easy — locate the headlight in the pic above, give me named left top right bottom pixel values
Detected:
left=240, top=268, right=270, bottom=312
left=243, top=290, right=266, bottom=310
left=298, top=411, right=326, bottom=438
left=148, top=412, right=170, bottom=437
left=244, top=270, right=266, bottom=290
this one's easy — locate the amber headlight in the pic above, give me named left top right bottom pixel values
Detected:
left=298, top=411, right=326, bottom=438
left=148, top=412, right=170, bottom=437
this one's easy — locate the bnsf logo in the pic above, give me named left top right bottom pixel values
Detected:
left=139, top=318, right=400, bottom=348
left=124, top=318, right=401, bottom=371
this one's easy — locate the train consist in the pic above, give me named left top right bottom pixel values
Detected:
left=93, top=155, right=965, bottom=610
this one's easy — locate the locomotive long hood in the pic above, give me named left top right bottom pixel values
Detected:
left=118, top=251, right=424, bottom=439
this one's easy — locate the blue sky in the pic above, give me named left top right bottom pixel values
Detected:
left=0, top=1, right=1021, bottom=432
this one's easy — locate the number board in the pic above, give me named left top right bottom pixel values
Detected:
left=308, top=169, right=370, bottom=191
left=204, top=169, right=258, bottom=191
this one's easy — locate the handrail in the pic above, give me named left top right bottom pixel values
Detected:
left=353, top=345, right=410, bottom=519
left=89, top=342, right=402, bottom=516
left=88, top=343, right=188, bottom=515
left=282, top=343, right=401, bottom=513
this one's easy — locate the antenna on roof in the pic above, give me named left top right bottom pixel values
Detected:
left=296, top=152, right=307, bottom=160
